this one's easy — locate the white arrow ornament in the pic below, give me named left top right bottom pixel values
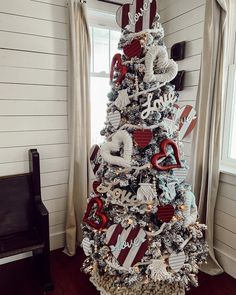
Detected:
left=100, top=130, right=132, bottom=168
left=108, top=111, right=121, bottom=129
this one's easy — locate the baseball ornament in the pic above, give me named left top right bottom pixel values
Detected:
left=82, top=237, right=93, bottom=256
left=105, top=224, right=148, bottom=269
left=83, top=197, right=108, bottom=230
left=151, top=139, right=181, bottom=171
left=169, top=251, right=186, bottom=272
left=133, top=129, right=153, bottom=148
left=175, top=105, right=197, bottom=140
left=144, top=45, right=178, bottom=84
left=100, top=130, right=133, bottom=168
left=116, top=0, right=158, bottom=33
left=123, top=39, right=142, bottom=59
left=108, top=111, right=121, bottom=129
left=110, top=53, right=127, bottom=85
left=157, top=204, right=175, bottom=223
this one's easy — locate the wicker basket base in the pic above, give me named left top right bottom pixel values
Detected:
left=90, top=272, right=185, bottom=295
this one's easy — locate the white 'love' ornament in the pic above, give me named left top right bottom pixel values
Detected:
left=100, top=130, right=133, bottom=168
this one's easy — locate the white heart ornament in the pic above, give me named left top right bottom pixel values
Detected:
left=108, top=111, right=121, bottom=129
left=144, top=45, right=178, bottom=84
left=169, top=251, right=186, bottom=272
left=100, top=130, right=132, bottom=168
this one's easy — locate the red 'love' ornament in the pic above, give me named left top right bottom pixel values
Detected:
left=83, top=197, right=108, bottom=230
left=110, top=53, right=127, bottom=85
left=157, top=204, right=175, bottom=223
left=151, top=139, right=181, bottom=171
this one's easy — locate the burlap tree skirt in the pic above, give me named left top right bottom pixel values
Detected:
left=90, top=271, right=185, bottom=295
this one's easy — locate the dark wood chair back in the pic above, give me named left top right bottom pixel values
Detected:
left=0, top=173, right=34, bottom=236
left=0, top=149, right=54, bottom=292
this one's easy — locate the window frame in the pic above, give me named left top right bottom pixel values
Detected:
left=87, top=4, right=121, bottom=145
left=222, top=64, right=236, bottom=168
left=221, top=2, right=236, bottom=173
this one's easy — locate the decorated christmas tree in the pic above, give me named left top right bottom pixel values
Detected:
left=82, top=1, right=208, bottom=294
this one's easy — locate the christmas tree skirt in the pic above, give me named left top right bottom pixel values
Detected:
left=90, top=272, right=185, bottom=295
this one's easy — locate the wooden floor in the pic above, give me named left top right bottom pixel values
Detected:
left=0, top=249, right=235, bottom=295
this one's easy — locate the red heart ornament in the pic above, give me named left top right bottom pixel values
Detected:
left=123, top=39, right=142, bottom=59
left=110, top=53, right=127, bottom=85
left=151, top=139, right=181, bottom=171
left=105, top=224, right=148, bottom=269
left=157, top=204, right=175, bottom=222
left=133, top=129, right=153, bottom=148
left=83, top=197, right=108, bottom=230
left=92, top=181, right=101, bottom=194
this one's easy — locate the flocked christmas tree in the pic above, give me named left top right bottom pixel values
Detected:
left=82, top=1, right=208, bottom=294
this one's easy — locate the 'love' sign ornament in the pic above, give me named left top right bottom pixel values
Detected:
left=116, top=0, right=158, bottom=33
left=105, top=224, right=148, bottom=269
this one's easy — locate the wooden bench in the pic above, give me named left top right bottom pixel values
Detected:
left=0, top=149, right=54, bottom=292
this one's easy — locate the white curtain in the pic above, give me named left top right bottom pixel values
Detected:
left=64, top=0, right=91, bottom=256
left=192, top=0, right=230, bottom=275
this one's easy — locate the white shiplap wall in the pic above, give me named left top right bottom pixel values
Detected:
left=0, top=0, right=69, bottom=264
left=215, top=173, right=236, bottom=278
left=159, top=0, right=206, bottom=177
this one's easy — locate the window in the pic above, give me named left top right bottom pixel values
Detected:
left=90, top=27, right=121, bottom=145
left=221, top=4, right=236, bottom=171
